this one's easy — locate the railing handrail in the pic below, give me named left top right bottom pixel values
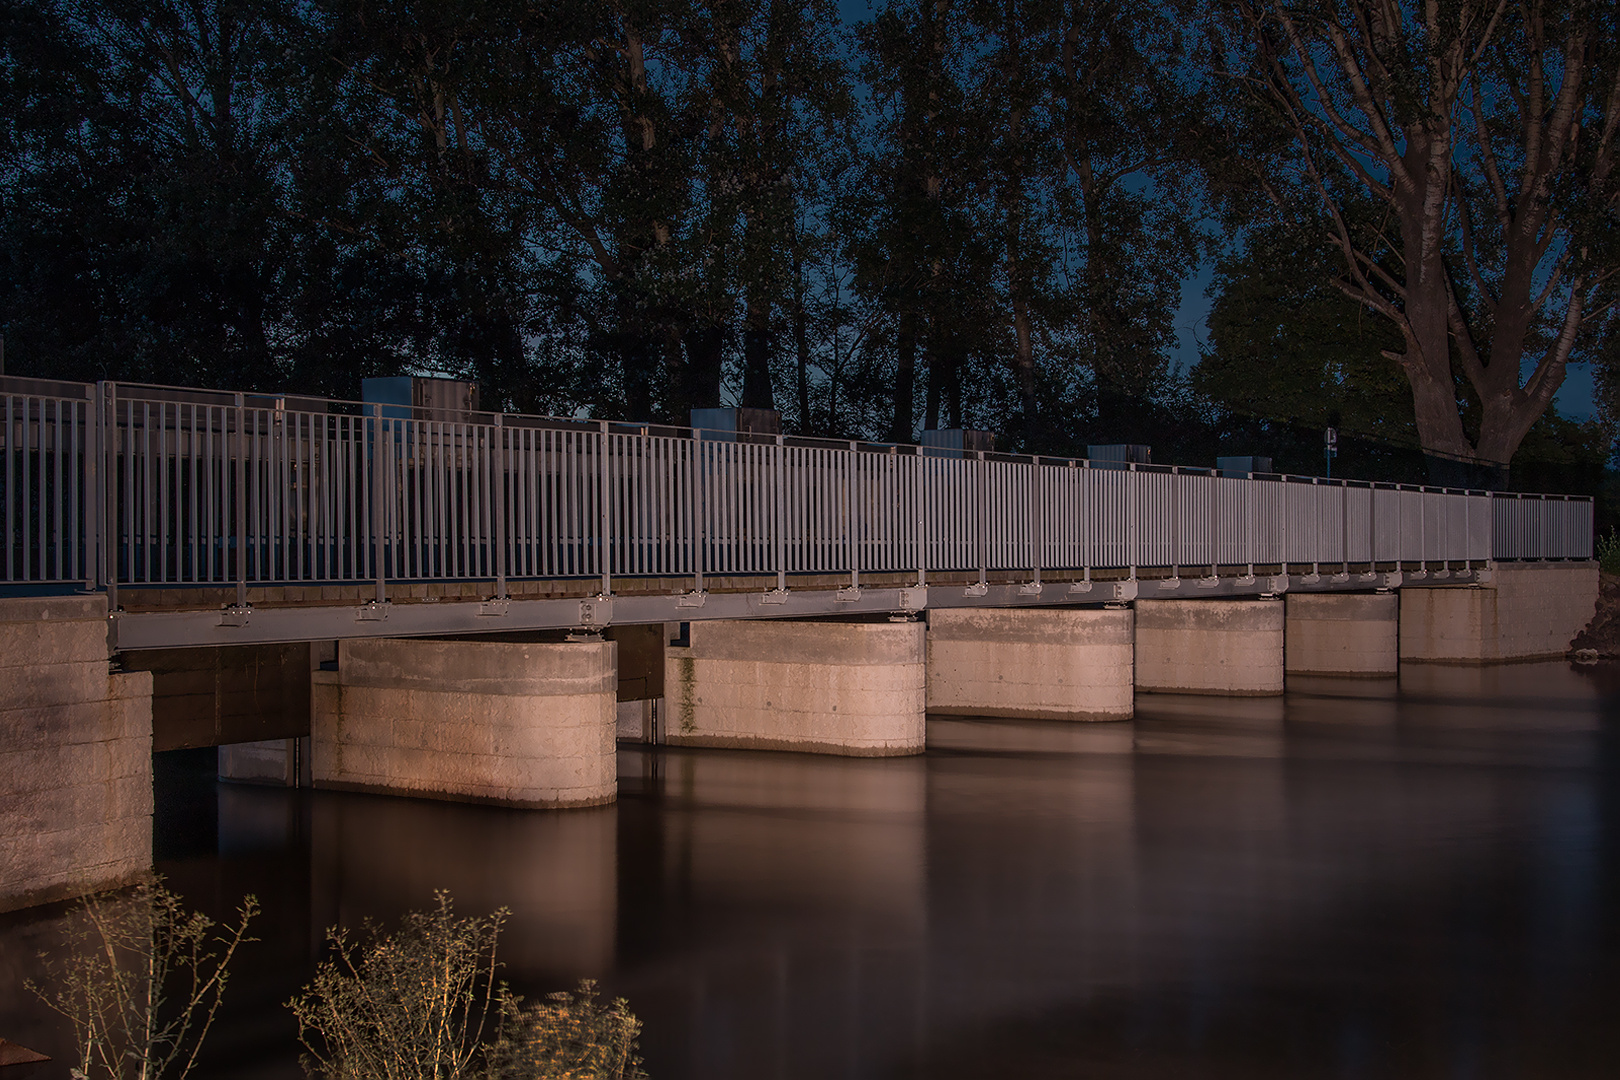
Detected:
left=0, top=377, right=1596, bottom=595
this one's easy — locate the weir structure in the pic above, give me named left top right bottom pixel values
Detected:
left=0, top=377, right=1600, bottom=910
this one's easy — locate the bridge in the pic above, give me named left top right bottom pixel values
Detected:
left=0, top=376, right=1601, bottom=914
left=1, top=378, right=1591, bottom=647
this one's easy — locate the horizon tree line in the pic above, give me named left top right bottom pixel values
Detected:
left=1, top=0, right=1615, bottom=485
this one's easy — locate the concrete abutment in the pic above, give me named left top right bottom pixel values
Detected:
left=0, top=595, right=152, bottom=914
left=1400, top=562, right=1598, bottom=663
left=926, top=606, right=1134, bottom=720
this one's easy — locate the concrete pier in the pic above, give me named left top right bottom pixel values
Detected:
left=311, top=636, right=618, bottom=808
left=1135, top=598, right=1284, bottom=696
left=1400, top=562, right=1598, bottom=663
left=1285, top=593, right=1399, bottom=676
left=926, top=607, right=1134, bottom=720
left=1, top=596, right=152, bottom=913
left=665, top=619, right=926, bottom=756
left=218, top=737, right=311, bottom=787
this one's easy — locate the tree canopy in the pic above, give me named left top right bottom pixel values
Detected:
left=1, top=0, right=1614, bottom=488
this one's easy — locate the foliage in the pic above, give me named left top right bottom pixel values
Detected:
left=288, top=892, right=512, bottom=1080
left=26, top=881, right=259, bottom=1080
left=5, top=0, right=1610, bottom=479
left=1599, top=529, right=1620, bottom=575
left=488, top=982, right=647, bottom=1080
left=288, top=892, right=647, bottom=1080
left=1207, top=0, right=1620, bottom=474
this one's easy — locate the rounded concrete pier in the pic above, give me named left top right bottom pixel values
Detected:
left=1285, top=592, right=1398, bottom=676
left=311, top=637, right=618, bottom=808
left=926, top=607, right=1134, bottom=720
left=1134, top=598, right=1284, bottom=696
left=665, top=619, right=925, bottom=757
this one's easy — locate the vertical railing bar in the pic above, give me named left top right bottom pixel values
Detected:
left=775, top=435, right=787, bottom=591
left=494, top=415, right=507, bottom=599
left=694, top=430, right=705, bottom=593
left=599, top=420, right=611, bottom=595
left=369, top=406, right=384, bottom=602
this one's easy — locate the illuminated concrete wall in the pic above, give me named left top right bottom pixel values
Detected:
left=311, top=637, right=617, bottom=808
left=926, top=607, right=1134, bottom=720
left=1400, top=562, right=1598, bottom=663
left=666, top=619, right=926, bottom=756
left=1285, top=593, right=1398, bottom=676
left=0, top=596, right=151, bottom=913
left=1135, top=598, right=1285, bottom=696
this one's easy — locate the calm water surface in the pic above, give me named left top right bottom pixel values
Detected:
left=5, top=661, right=1620, bottom=1079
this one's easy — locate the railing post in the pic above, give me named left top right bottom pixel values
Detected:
left=847, top=441, right=859, bottom=591
left=236, top=393, right=249, bottom=609
left=370, top=403, right=385, bottom=605
left=1244, top=470, right=1254, bottom=580
left=493, top=414, right=507, bottom=600
left=1170, top=465, right=1179, bottom=579
left=1128, top=461, right=1138, bottom=580
left=693, top=429, right=705, bottom=594
left=977, top=450, right=988, bottom=589
left=1280, top=475, right=1288, bottom=580
left=916, top=447, right=927, bottom=589
left=776, top=433, right=787, bottom=593
left=1310, top=477, right=1319, bottom=577
left=599, top=420, right=611, bottom=596
left=1029, top=456, right=1041, bottom=588
left=1418, top=486, right=1427, bottom=573
left=1341, top=481, right=1350, bottom=575
left=87, top=383, right=103, bottom=595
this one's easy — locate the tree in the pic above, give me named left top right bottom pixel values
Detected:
left=1049, top=0, right=1207, bottom=443
left=1, top=0, right=298, bottom=388
left=1219, top=0, right=1620, bottom=484
left=1196, top=221, right=1412, bottom=444
left=29, top=882, right=258, bottom=1080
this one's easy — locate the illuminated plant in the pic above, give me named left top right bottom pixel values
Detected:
left=28, top=880, right=259, bottom=1080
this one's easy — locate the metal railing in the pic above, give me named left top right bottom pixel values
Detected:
left=0, top=381, right=1595, bottom=598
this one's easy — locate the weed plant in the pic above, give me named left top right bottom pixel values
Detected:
left=288, top=891, right=646, bottom=1079
left=1599, top=528, right=1620, bottom=574
left=27, top=880, right=258, bottom=1080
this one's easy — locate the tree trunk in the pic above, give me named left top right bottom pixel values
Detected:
left=683, top=324, right=726, bottom=412
left=741, top=296, right=774, bottom=410
left=924, top=343, right=941, bottom=433
left=793, top=296, right=812, bottom=432
left=891, top=311, right=918, bottom=443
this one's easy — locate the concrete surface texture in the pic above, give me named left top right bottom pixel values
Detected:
left=0, top=595, right=151, bottom=913
left=1399, top=561, right=1599, bottom=663
left=218, top=737, right=310, bottom=787
left=926, top=606, right=1134, bottom=720
left=1134, top=598, right=1285, bottom=696
left=666, top=619, right=926, bottom=756
left=1285, top=592, right=1399, bottom=676
left=310, top=637, right=618, bottom=808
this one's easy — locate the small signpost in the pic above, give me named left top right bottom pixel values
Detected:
left=1325, top=427, right=1338, bottom=478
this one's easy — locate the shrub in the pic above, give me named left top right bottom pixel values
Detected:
left=28, top=880, right=259, bottom=1080
left=1599, top=528, right=1620, bottom=574
left=490, top=981, right=647, bottom=1080
left=288, top=893, right=648, bottom=1080
left=288, top=892, right=511, bottom=1080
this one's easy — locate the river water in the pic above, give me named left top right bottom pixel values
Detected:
left=4, top=660, right=1620, bottom=1079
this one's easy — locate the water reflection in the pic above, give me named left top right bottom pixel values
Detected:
left=1, top=661, right=1615, bottom=1079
